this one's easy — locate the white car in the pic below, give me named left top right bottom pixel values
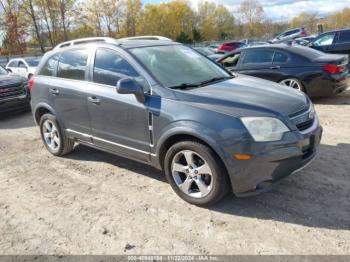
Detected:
left=5, top=58, right=41, bottom=79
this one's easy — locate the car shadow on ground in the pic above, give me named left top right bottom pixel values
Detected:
left=68, top=142, right=349, bottom=231
left=312, top=89, right=350, bottom=105
left=67, top=144, right=167, bottom=183
left=0, top=110, right=35, bottom=129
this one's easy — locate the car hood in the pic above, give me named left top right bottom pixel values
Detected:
left=0, top=74, right=24, bottom=87
left=180, top=74, right=309, bottom=117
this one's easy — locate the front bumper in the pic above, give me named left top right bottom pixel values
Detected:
left=227, top=118, right=323, bottom=197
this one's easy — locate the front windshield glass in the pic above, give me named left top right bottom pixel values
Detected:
left=25, top=58, right=40, bottom=67
left=0, top=66, right=8, bottom=75
left=130, top=45, right=230, bottom=88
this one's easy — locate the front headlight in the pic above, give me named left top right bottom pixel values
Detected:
left=241, top=117, right=290, bottom=142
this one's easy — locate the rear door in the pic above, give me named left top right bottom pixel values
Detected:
left=333, top=30, right=350, bottom=55
left=236, top=49, right=276, bottom=81
left=50, top=48, right=91, bottom=141
left=85, top=47, right=150, bottom=162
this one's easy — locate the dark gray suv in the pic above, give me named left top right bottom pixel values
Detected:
left=31, top=37, right=322, bottom=206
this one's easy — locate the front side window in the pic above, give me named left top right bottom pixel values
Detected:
left=313, top=33, right=336, bottom=46
left=242, top=50, right=274, bottom=64
left=130, top=45, right=230, bottom=88
left=93, top=49, right=139, bottom=86
left=57, top=49, right=88, bottom=80
left=38, top=54, right=60, bottom=76
left=220, top=53, right=241, bottom=67
left=8, top=60, right=18, bottom=67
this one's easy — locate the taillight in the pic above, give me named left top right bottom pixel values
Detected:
left=323, top=64, right=344, bottom=74
left=300, top=31, right=306, bottom=37
left=28, top=77, right=34, bottom=92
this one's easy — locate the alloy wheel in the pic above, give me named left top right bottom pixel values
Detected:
left=279, top=79, right=303, bottom=91
left=42, top=120, right=60, bottom=151
left=171, top=150, right=213, bottom=198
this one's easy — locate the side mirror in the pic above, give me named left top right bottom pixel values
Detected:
left=116, top=78, right=145, bottom=103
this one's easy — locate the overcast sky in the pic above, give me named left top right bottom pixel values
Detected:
left=142, top=0, right=350, bottom=21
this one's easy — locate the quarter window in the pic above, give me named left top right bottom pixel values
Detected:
left=242, top=50, right=274, bottom=64
left=38, top=54, right=60, bottom=76
left=57, top=49, right=88, bottom=80
left=93, top=49, right=139, bottom=86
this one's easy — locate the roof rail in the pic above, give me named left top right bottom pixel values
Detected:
left=118, top=36, right=172, bottom=41
left=53, top=37, right=119, bottom=49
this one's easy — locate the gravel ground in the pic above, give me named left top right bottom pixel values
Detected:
left=0, top=90, right=349, bottom=255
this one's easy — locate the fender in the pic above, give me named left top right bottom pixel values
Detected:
left=153, top=120, right=228, bottom=170
left=32, top=101, right=57, bottom=125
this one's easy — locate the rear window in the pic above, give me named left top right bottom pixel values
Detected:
left=38, top=54, right=59, bottom=76
left=242, top=50, right=274, bottom=64
left=338, top=31, right=350, bottom=43
left=57, top=49, right=88, bottom=80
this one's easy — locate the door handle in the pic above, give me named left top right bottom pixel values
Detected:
left=50, top=88, right=59, bottom=95
left=269, top=66, right=280, bottom=69
left=88, top=96, right=101, bottom=104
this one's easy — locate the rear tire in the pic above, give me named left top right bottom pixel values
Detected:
left=164, top=140, right=230, bottom=206
left=279, top=78, right=305, bottom=92
left=39, top=113, right=74, bottom=156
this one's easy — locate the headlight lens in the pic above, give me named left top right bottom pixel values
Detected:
left=241, top=117, right=290, bottom=142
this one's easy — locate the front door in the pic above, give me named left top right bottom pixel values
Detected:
left=86, top=48, right=150, bottom=162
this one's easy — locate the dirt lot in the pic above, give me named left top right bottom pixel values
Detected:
left=0, top=90, right=349, bottom=255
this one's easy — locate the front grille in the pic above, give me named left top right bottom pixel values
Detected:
left=296, top=118, right=314, bottom=131
left=0, top=83, right=25, bottom=100
left=290, top=105, right=315, bottom=132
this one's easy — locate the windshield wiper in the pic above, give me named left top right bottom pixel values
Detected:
left=197, top=76, right=234, bottom=86
left=168, top=83, right=199, bottom=90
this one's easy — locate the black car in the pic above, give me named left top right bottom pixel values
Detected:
left=309, top=29, right=350, bottom=55
left=217, top=44, right=350, bottom=97
left=0, top=66, right=30, bottom=114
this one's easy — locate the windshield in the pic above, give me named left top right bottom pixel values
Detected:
left=25, top=58, right=40, bottom=67
left=130, top=45, right=230, bottom=88
left=0, top=66, right=8, bottom=75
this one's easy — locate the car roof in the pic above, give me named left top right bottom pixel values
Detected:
left=219, top=43, right=326, bottom=61
left=320, top=28, right=350, bottom=35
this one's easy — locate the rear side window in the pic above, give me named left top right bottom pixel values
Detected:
left=338, top=31, right=350, bottom=43
left=57, top=49, right=88, bottom=80
left=38, top=54, right=59, bottom=76
left=93, top=49, right=139, bottom=86
left=273, top=52, right=288, bottom=63
left=242, top=50, right=274, bottom=64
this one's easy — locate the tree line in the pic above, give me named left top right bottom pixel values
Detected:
left=0, top=0, right=349, bottom=55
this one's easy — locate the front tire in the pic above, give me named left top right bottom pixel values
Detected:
left=164, top=140, right=230, bottom=206
left=39, top=113, right=74, bottom=156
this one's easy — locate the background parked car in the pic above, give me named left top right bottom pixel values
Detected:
left=309, top=28, right=350, bottom=55
left=217, top=41, right=246, bottom=53
left=6, top=57, right=41, bottom=79
left=292, top=36, right=317, bottom=46
left=194, top=47, right=224, bottom=60
left=207, top=44, right=220, bottom=53
left=217, top=44, right=349, bottom=97
left=270, top=27, right=307, bottom=43
left=0, top=65, right=30, bottom=114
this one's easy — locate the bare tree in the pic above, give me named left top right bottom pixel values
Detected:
left=238, top=0, right=265, bottom=37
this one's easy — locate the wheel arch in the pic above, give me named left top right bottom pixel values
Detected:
left=33, top=103, right=56, bottom=125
